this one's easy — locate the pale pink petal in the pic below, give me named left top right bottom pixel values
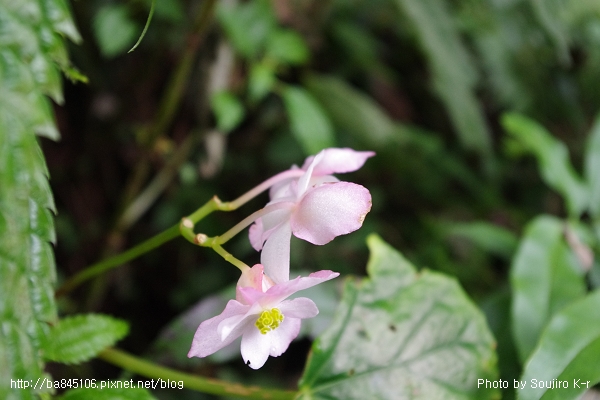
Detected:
left=260, top=270, right=340, bottom=307
left=302, top=148, right=375, bottom=176
left=267, top=317, right=301, bottom=357
left=248, top=219, right=264, bottom=251
left=218, top=313, right=249, bottom=341
left=269, top=165, right=301, bottom=200
left=297, top=151, right=324, bottom=196
left=237, top=286, right=264, bottom=305
left=237, top=264, right=263, bottom=293
left=240, top=324, right=271, bottom=369
left=291, top=182, right=372, bottom=245
left=261, top=220, right=292, bottom=284
left=249, top=207, right=293, bottom=251
left=278, top=297, right=319, bottom=319
left=188, top=300, right=249, bottom=358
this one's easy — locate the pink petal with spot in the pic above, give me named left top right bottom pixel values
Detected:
left=240, top=324, right=271, bottom=369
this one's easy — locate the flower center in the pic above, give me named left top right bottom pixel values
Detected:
left=255, top=308, right=284, bottom=335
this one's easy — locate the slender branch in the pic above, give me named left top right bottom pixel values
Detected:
left=180, top=215, right=250, bottom=272
left=146, top=0, right=219, bottom=145
left=224, top=169, right=304, bottom=210
left=55, top=224, right=180, bottom=298
left=212, top=201, right=294, bottom=245
left=56, top=197, right=222, bottom=298
left=120, top=0, right=219, bottom=209
left=128, top=0, right=155, bottom=53
left=211, top=243, right=250, bottom=272
left=98, top=347, right=297, bottom=400
left=117, top=135, right=196, bottom=231
left=55, top=166, right=302, bottom=297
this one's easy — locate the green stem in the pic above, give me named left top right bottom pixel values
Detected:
left=55, top=224, right=180, bottom=298
left=99, top=348, right=297, bottom=400
left=212, top=243, right=250, bottom=272
left=56, top=197, right=223, bottom=298
left=180, top=213, right=250, bottom=272
left=56, top=167, right=302, bottom=297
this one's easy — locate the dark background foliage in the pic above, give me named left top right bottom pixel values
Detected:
left=42, top=0, right=600, bottom=398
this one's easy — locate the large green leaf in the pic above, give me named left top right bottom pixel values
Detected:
left=282, top=85, right=335, bottom=155
left=502, top=113, right=589, bottom=217
left=442, top=221, right=519, bottom=260
left=517, top=290, right=600, bottom=400
left=298, top=235, right=498, bottom=400
left=266, top=29, right=309, bottom=66
left=394, top=0, right=492, bottom=155
left=43, top=314, right=129, bottom=364
left=93, top=4, right=139, bottom=59
left=210, top=90, right=245, bottom=134
left=217, top=0, right=276, bottom=59
left=585, top=113, right=600, bottom=218
left=528, top=0, right=570, bottom=66
left=304, top=74, right=400, bottom=147
left=510, top=216, right=586, bottom=363
left=0, top=0, right=78, bottom=398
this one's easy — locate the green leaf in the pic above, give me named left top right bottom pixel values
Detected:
left=59, top=386, right=157, bottom=400
left=210, top=90, right=245, bottom=133
left=217, top=0, right=276, bottom=59
left=248, top=62, right=275, bottom=102
left=299, top=234, right=498, bottom=400
left=331, top=20, right=384, bottom=73
left=266, top=29, right=309, bottom=65
left=517, top=290, right=600, bottom=400
left=153, top=0, right=184, bottom=23
left=529, top=0, right=571, bottom=66
left=93, top=5, right=139, bottom=58
left=43, top=314, right=129, bottom=364
left=443, top=221, right=519, bottom=260
left=585, top=113, right=600, bottom=218
left=282, top=86, right=335, bottom=155
left=0, top=1, right=78, bottom=398
left=502, top=112, right=589, bottom=217
left=304, top=74, right=400, bottom=147
left=510, top=216, right=586, bottom=363
left=394, top=0, right=492, bottom=155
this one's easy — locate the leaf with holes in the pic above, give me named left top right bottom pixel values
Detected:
left=298, top=234, right=498, bottom=400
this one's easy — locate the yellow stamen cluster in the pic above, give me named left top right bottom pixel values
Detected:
left=255, top=308, right=284, bottom=334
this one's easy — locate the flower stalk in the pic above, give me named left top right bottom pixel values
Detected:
left=56, top=170, right=302, bottom=297
left=99, top=347, right=296, bottom=400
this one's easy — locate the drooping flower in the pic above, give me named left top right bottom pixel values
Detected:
left=249, top=148, right=374, bottom=283
left=188, top=264, right=339, bottom=369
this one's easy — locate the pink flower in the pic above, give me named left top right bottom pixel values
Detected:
left=249, top=148, right=374, bottom=284
left=187, top=264, right=339, bottom=369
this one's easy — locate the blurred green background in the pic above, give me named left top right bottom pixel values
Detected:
left=44, top=0, right=600, bottom=398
